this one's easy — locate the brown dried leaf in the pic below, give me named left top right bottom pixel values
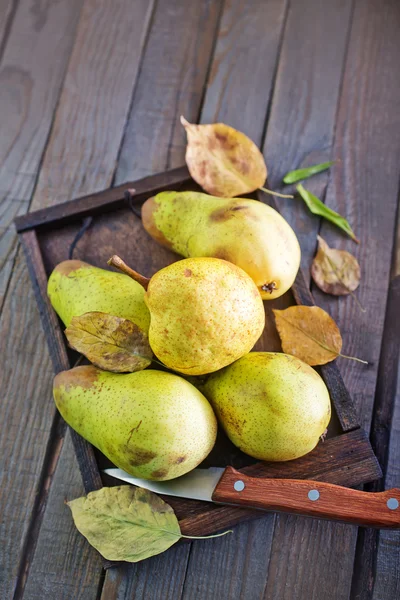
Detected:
left=65, top=312, right=153, bottom=372
left=311, top=236, right=361, bottom=295
left=273, top=305, right=342, bottom=365
left=181, top=116, right=267, bottom=197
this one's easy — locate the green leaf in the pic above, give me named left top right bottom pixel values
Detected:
left=296, top=184, right=359, bottom=243
left=283, top=161, right=335, bottom=184
left=68, top=486, right=181, bottom=562
left=68, top=486, right=232, bottom=563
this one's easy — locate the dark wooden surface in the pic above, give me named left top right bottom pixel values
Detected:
left=1, top=1, right=399, bottom=598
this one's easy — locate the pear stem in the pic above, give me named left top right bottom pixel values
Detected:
left=107, top=255, right=150, bottom=290
left=259, top=186, right=294, bottom=199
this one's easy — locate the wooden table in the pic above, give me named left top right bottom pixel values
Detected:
left=1, top=1, right=399, bottom=598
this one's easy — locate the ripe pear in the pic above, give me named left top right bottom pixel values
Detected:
left=53, top=366, right=217, bottom=480
left=109, top=255, right=265, bottom=376
left=203, top=352, right=331, bottom=461
left=47, top=260, right=150, bottom=332
left=142, top=191, right=301, bottom=299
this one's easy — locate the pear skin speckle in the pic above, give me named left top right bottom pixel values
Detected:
left=203, top=352, right=331, bottom=461
left=47, top=260, right=150, bottom=331
left=142, top=191, right=301, bottom=299
left=146, top=257, right=265, bottom=375
left=53, top=367, right=217, bottom=480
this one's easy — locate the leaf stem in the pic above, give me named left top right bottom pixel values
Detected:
left=348, top=290, right=366, bottom=313
left=259, top=186, right=294, bottom=199
left=339, top=353, right=369, bottom=365
left=181, top=530, right=233, bottom=540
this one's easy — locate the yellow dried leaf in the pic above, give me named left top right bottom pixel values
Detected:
left=273, top=306, right=367, bottom=366
left=311, top=236, right=360, bottom=295
left=273, top=306, right=341, bottom=365
left=181, top=116, right=267, bottom=197
left=65, top=312, right=153, bottom=372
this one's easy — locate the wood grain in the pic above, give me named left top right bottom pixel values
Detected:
left=182, top=1, right=356, bottom=598
left=351, top=221, right=400, bottom=597
left=115, top=0, right=223, bottom=184
left=262, top=0, right=354, bottom=278
left=0, top=0, right=16, bottom=57
left=263, top=1, right=400, bottom=599
left=0, top=0, right=83, bottom=311
left=0, top=0, right=155, bottom=597
left=0, top=1, right=84, bottom=597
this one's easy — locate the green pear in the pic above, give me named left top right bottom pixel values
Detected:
left=53, top=366, right=217, bottom=480
left=140, top=257, right=265, bottom=376
left=142, top=191, right=301, bottom=299
left=203, top=352, right=331, bottom=461
left=47, top=260, right=150, bottom=332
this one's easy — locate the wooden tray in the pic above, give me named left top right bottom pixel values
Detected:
left=15, top=166, right=382, bottom=564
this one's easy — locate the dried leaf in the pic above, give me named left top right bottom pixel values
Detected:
left=65, top=312, right=153, bottom=372
left=68, top=486, right=181, bottom=562
left=181, top=116, right=266, bottom=197
left=273, top=306, right=367, bottom=366
left=283, top=161, right=335, bottom=184
left=296, top=184, right=359, bottom=243
left=68, top=486, right=232, bottom=562
left=311, top=236, right=361, bottom=296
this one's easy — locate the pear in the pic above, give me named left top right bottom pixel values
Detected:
left=53, top=366, right=217, bottom=480
left=109, top=255, right=265, bottom=376
left=203, top=352, right=331, bottom=461
left=142, top=191, right=301, bottom=299
left=47, top=260, right=150, bottom=332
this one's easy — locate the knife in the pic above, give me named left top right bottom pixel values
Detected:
left=104, top=466, right=400, bottom=529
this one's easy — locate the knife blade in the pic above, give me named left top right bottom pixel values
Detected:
left=104, top=466, right=400, bottom=529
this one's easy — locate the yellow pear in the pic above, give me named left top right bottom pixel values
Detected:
left=203, top=352, right=331, bottom=461
left=142, top=191, right=300, bottom=299
left=109, top=255, right=265, bottom=376
left=54, top=366, right=217, bottom=480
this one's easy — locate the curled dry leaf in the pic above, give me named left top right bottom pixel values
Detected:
left=273, top=305, right=367, bottom=366
left=68, top=486, right=181, bottom=562
left=65, top=311, right=153, bottom=372
left=181, top=116, right=266, bottom=197
left=311, top=236, right=361, bottom=296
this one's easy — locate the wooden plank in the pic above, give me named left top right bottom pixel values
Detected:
left=262, top=0, right=354, bottom=278
left=182, top=0, right=355, bottom=597
left=21, top=431, right=104, bottom=600
left=351, top=215, right=400, bottom=599
left=372, top=327, right=400, bottom=599
left=263, top=1, right=400, bottom=599
left=0, top=0, right=83, bottom=311
left=14, top=167, right=191, bottom=232
left=0, top=0, right=15, bottom=56
left=115, top=0, right=223, bottom=185
left=0, top=1, right=84, bottom=597
left=0, top=0, right=155, bottom=598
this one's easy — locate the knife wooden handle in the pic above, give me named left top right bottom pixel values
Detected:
left=211, top=467, right=400, bottom=529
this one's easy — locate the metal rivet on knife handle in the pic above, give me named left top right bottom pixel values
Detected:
left=234, top=480, right=245, bottom=492
left=387, top=498, right=399, bottom=510
left=308, top=489, right=320, bottom=501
